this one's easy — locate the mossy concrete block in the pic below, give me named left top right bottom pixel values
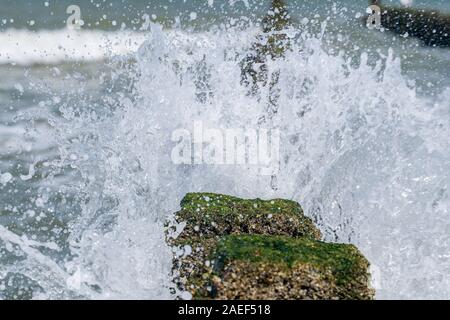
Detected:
left=212, top=235, right=374, bottom=300
left=175, top=192, right=321, bottom=241
left=170, top=193, right=374, bottom=300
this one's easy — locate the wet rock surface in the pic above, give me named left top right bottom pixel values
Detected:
left=369, top=0, right=450, bottom=47
left=169, top=193, right=374, bottom=300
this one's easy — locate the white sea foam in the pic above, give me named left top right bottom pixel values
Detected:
left=0, top=29, right=147, bottom=66
left=0, top=122, right=55, bottom=155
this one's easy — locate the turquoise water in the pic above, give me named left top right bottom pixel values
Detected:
left=0, top=0, right=449, bottom=299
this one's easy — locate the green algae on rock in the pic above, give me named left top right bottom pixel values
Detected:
left=240, top=0, right=292, bottom=116
left=259, top=0, right=292, bottom=58
left=169, top=192, right=374, bottom=300
left=176, top=192, right=321, bottom=241
left=212, top=235, right=374, bottom=300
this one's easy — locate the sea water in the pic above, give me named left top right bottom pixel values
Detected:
left=0, top=0, right=449, bottom=299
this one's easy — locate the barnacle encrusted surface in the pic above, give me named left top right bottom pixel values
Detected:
left=169, top=193, right=374, bottom=300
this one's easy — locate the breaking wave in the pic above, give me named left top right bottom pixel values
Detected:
left=0, top=29, right=147, bottom=66
left=1, top=22, right=449, bottom=299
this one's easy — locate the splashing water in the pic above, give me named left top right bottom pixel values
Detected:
left=1, top=19, right=450, bottom=300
